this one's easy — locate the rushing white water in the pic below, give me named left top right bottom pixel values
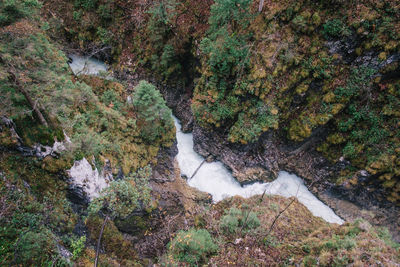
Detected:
left=174, top=117, right=344, bottom=224
left=68, top=54, right=108, bottom=75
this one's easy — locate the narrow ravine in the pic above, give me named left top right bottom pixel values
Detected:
left=174, top=116, right=344, bottom=225
left=68, top=54, right=343, bottom=225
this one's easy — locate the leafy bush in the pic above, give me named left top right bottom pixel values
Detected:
left=0, top=0, right=41, bottom=26
left=376, top=228, right=400, bottom=249
left=146, top=0, right=180, bottom=80
left=228, top=102, right=279, bottom=143
left=71, top=236, right=86, bottom=260
left=323, top=235, right=356, bottom=251
left=292, top=15, right=308, bottom=33
left=220, top=207, right=241, bottom=234
left=14, top=229, right=58, bottom=265
left=74, top=0, right=98, bottom=11
left=168, top=229, right=218, bottom=266
left=132, top=80, right=174, bottom=143
left=88, top=176, right=140, bottom=219
left=89, top=166, right=152, bottom=219
left=220, top=207, right=260, bottom=235
left=201, top=27, right=249, bottom=79
left=101, top=90, right=123, bottom=111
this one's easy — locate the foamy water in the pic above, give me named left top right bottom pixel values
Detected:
left=174, top=117, right=344, bottom=224
left=68, top=54, right=108, bottom=76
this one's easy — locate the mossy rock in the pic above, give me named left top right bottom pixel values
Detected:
left=14, top=115, right=64, bottom=147
left=327, top=133, right=346, bottom=145
left=40, top=155, right=73, bottom=173
left=86, top=215, right=138, bottom=260
left=114, top=214, right=150, bottom=236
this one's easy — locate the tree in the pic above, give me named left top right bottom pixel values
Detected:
left=192, top=0, right=253, bottom=128
left=0, top=0, right=41, bottom=27
left=132, top=80, right=173, bottom=143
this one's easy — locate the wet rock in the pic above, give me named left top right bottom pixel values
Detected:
left=206, top=155, right=214, bottom=163
left=151, top=141, right=178, bottom=183
left=234, top=167, right=275, bottom=184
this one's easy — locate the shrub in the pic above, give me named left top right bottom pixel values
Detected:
left=208, top=0, right=252, bottom=31
left=323, top=235, right=356, bottom=251
left=146, top=0, right=180, bottom=80
left=14, top=228, right=58, bottom=265
left=220, top=207, right=260, bottom=235
left=0, top=0, right=41, bottom=26
left=322, top=19, right=350, bottom=39
left=101, top=90, right=123, bottom=111
left=193, top=0, right=253, bottom=128
left=71, top=236, right=86, bottom=260
left=168, top=229, right=218, bottom=266
left=220, top=207, right=241, bottom=234
left=88, top=176, right=140, bottom=219
left=292, top=15, right=308, bottom=33
left=74, top=0, right=98, bottom=11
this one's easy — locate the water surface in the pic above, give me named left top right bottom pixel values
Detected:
left=174, top=117, right=344, bottom=224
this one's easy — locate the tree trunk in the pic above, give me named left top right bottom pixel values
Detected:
left=7, top=71, right=49, bottom=127
left=258, top=0, right=265, bottom=12
left=94, top=216, right=109, bottom=267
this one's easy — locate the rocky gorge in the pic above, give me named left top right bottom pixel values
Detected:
left=1, top=0, right=400, bottom=265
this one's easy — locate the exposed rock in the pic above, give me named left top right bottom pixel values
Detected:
left=68, top=157, right=112, bottom=200
left=234, top=167, right=275, bottom=184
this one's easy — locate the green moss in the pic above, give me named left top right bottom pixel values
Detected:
left=14, top=115, right=64, bottom=146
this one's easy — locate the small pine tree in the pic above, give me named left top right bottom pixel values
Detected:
left=168, top=228, right=218, bottom=266
left=132, top=80, right=173, bottom=143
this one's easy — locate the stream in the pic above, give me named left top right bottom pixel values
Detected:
left=68, top=55, right=344, bottom=225
left=174, top=117, right=344, bottom=225
left=69, top=54, right=108, bottom=76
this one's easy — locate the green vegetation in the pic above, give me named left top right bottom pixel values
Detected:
left=219, top=206, right=260, bottom=234
left=132, top=80, right=174, bottom=143
left=0, top=0, right=41, bottom=26
left=167, top=228, right=218, bottom=266
left=1, top=0, right=400, bottom=266
left=147, top=0, right=182, bottom=80
left=322, top=18, right=350, bottom=39
left=192, top=0, right=253, bottom=130
left=0, top=153, right=76, bottom=266
left=88, top=166, right=152, bottom=219
left=71, top=236, right=86, bottom=260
